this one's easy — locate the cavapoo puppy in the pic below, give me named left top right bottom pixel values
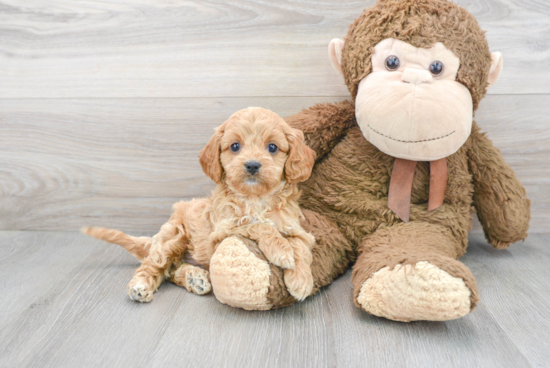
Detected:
left=83, top=107, right=316, bottom=303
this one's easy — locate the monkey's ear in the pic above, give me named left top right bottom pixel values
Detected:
left=199, top=126, right=224, bottom=184
left=328, top=38, right=345, bottom=76
left=487, top=52, right=503, bottom=88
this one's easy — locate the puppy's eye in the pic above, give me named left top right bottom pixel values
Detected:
left=230, top=142, right=240, bottom=152
left=385, top=56, right=400, bottom=71
left=429, top=61, right=444, bottom=76
left=268, top=143, right=278, bottom=154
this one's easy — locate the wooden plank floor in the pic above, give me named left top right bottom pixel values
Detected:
left=0, top=231, right=549, bottom=368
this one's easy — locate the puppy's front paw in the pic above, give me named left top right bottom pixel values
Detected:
left=127, top=279, right=154, bottom=303
left=263, top=246, right=295, bottom=269
left=284, top=267, right=314, bottom=301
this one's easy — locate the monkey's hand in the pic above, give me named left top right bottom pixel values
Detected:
left=468, top=123, right=531, bottom=248
left=285, top=100, right=357, bottom=161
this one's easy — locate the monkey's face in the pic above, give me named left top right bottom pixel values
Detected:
left=355, top=38, right=472, bottom=161
left=327, top=0, right=504, bottom=161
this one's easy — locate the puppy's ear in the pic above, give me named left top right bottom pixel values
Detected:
left=284, top=128, right=316, bottom=183
left=199, top=126, right=224, bottom=184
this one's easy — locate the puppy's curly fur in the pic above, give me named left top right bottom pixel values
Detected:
left=83, top=107, right=316, bottom=302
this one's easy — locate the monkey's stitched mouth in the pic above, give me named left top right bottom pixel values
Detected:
left=368, top=125, right=455, bottom=143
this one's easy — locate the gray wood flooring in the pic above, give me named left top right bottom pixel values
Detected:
left=0, top=231, right=549, bottom=368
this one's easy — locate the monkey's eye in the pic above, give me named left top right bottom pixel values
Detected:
left=268, top=143, right=278, bottom=154
left=429, top=61, right=444, bottom=76
left=385, top=55, right=400, bottom=71
left=230, top=142, right=240, bottom=152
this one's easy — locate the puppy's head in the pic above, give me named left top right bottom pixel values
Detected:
left=199, top=107, right=315, bottom=195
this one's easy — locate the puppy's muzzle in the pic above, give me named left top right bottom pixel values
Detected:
left=245, top=160, right=261, bottom=175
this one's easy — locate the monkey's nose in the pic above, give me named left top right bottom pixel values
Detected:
left=245, top=161, right=262, bottom=175
left=401, top=68, right=433, bottom=84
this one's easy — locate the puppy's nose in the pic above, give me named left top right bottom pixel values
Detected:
left=245, top=161, right=261, bottom=175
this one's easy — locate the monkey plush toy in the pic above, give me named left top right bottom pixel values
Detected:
left=207, top=0, right=531, bottom=322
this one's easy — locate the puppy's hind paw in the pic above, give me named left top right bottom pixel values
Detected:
left=171, top=264, right=212, bottom=295
left=186, top=268, right=212, bottom=295
left=127, top=280, right=154, bottom=303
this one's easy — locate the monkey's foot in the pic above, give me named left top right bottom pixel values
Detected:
left=357, top=261, right=472, bottom=322
left=209, top=236, right=296, bottom=310
left=210, top=237, right=272, bottom=310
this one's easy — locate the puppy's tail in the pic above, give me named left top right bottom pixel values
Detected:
left=81, top=227, right=152, bottom=261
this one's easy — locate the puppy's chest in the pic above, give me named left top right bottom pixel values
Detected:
left=243, top=204, right=281, bottom=225
left=236, top=202, right=292, bottom=233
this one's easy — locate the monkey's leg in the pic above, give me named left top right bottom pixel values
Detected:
left=127, top=222, right=187, bottom=303
left=352, top=222, right=479, bottom=322
left=209, top=210, right=353, bottom=310
left=169, top=263, right=211, bottom=295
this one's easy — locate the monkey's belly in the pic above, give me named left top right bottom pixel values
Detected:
left=298, top=127, right=474, bottom=248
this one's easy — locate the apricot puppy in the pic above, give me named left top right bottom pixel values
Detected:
left=83, top=107, right=316, bottom=302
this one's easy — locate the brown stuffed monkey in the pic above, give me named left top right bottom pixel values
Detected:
left=208, top=0, right=530, bottom=322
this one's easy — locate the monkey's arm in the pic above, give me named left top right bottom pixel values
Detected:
left=467, top=123, right=531, bottom=249
left=285, top=100, right=356, bottom=161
